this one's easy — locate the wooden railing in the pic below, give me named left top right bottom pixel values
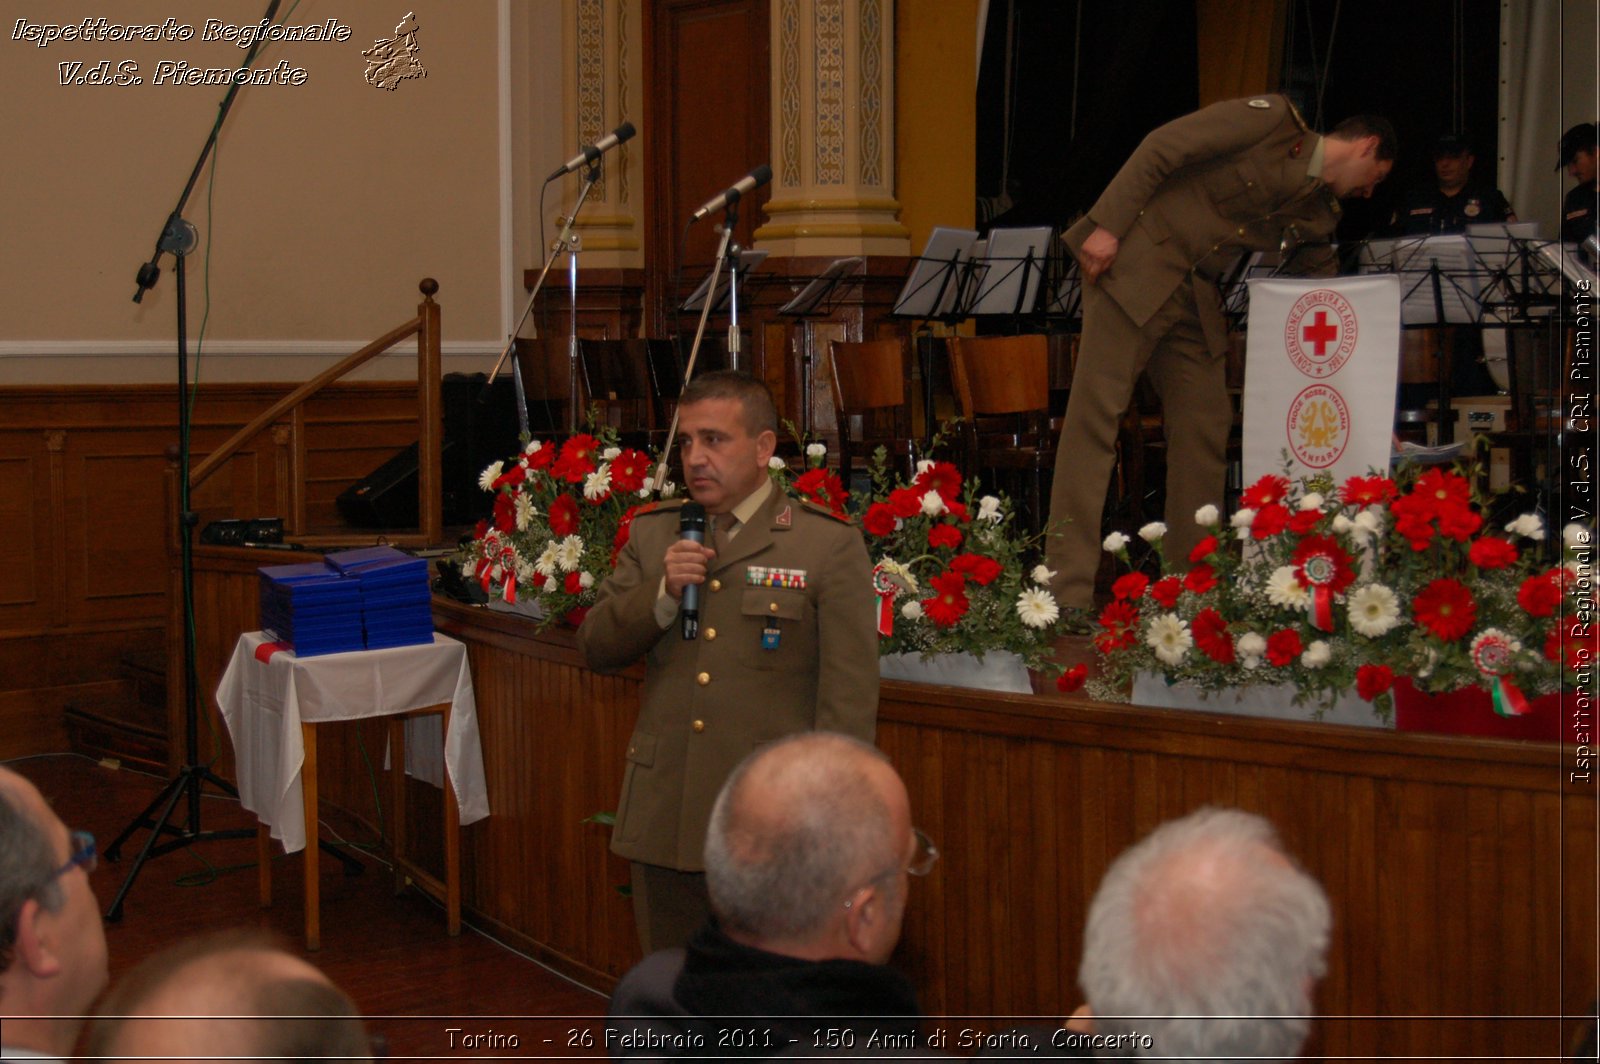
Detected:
left=186, top=279, right=444, bottom=547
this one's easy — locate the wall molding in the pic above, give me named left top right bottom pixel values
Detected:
left=0, top=340, right=502, bottom=359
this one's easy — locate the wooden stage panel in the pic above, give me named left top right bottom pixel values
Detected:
left=173, top=554, right=1594, bottom=1056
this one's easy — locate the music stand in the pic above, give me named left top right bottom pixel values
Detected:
left=679, top=249, right=770, bottom=314
left=966, top=226, right=1053, bottom=317
left=891, top=227, right=980, bottom=442
left=777, top=257, right=867, bottom=437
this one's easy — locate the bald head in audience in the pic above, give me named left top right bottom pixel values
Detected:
left=89, top=930, right=369, bottom=1064
left=0, top=765, right=110, bottom=1059
left=1077, top=807, right=1331, bottom=1061
left=703, top=732, right=921, bottom=965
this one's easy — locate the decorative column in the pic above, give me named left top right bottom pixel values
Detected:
left=753, top=0, right=911, bottom=256
left=560, top=0, right=644, bottom=264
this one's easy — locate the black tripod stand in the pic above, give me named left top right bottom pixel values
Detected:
left=103, top=0, right=359, bottom=920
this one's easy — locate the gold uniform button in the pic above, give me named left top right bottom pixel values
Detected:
left=692, top=720, right=705, bottom=733
left=768, top=601, right=779, bottom=613
left=710, top=578, right=722, bottom=592
left=697, top=671, right=710, bottom=686
left=704, top=627, right=717, bottom=641
left=1237, top=227, right=1245, bottom=236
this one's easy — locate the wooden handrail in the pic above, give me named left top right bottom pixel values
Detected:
left=189, top=278, right=444, bottom=544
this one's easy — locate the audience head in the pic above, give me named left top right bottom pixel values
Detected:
left=703, top=732, right=932, bottom=965
left=1430, top=133, right=1476, bottom=194
left=89, top=929, right=369, bottom=1063
left=0, top=765, right=109, bottom=1055
left=1322, top=114, right=1397, bottom=199
left=1560, top=122, right=1598, bottom=185
left=675, top=370, right=779, bottom=514
left=1078, top=807, right=1330, bottom=1061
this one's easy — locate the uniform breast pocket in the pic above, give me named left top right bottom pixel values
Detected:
left=1209, top=163, right=1266, bottom=218
left=740, top=587, right=810, bottom=670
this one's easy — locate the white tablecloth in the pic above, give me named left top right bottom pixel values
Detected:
left=216, top=631, right=490, bottom=852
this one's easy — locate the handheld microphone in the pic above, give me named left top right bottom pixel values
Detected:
left=678, top=501, right=707, bottom=640
left=547, top=121, right=636, bottom=181
left=689, top=165, right=772, bottom=222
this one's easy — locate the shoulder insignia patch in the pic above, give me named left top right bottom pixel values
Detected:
left=633, top=498, right=684, bottom=519
left=1247, top=98, right=1272, bottom=109
left=775, top=504, right=793, bottom=527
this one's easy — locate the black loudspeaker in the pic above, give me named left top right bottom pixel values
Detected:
left=337, top=374, right=522, bottom=530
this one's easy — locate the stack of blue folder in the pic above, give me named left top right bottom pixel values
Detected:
left=257, top=547, right=434, bottom=656
left=258, top=562, right=367, bottom=657
left=325, top=546, right=435, bottom=650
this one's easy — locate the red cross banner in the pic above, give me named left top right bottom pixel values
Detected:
left=1241, top=276, right=1402, bottom=486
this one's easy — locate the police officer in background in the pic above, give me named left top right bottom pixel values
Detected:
left=1391, top=133, right=1516, bottom=235
left=1560, top=122, right=1598, bottom=252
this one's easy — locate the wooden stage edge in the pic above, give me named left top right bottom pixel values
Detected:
left=185, top=543, right=1594, bottom=1057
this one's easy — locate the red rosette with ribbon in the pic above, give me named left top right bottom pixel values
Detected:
left=1470, top=628, right=1531, bottom=717
left=1292, top=535, right=1354, bottom=632
left=872, top=562, right=897, bottom=637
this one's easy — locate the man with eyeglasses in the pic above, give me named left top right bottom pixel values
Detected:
left=0, top=766, right=109, bottom=1064
left=607, top=733, right=934, bottom=1057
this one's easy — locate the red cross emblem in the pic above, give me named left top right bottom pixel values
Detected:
left=1283, top=289, right=1358, bottom=379
left=1302, top=310, right=1339, bottom=356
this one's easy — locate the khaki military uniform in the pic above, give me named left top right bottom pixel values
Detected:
left=578, top=485, right=879, bottom=946
left=1047, top=95, right=1342, bottom=608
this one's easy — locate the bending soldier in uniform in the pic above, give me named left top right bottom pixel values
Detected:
left=1045, top=97, right=1395, bottom=619
left=579, top=371, right=879, bottom=954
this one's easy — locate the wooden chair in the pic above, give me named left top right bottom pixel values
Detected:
left=945, top=334, right=1055, bottom=532
left=829, top=337, right=917, bottom=483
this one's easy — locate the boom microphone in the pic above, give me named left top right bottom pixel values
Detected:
left=678, top=501, right=707, bottom=640
left=547, top=121, right=636, bottom=181
left=689, top=165, right=772, bottom=222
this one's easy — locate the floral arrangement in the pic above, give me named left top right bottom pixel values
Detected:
left=1091, top=461, right=1589, bottom=718
left=454, top=425, right=668, bottom=629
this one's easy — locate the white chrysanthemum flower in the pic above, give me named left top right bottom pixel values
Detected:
left=637, top=486, right=652, bottom=499
left=920, top=490, right=948, bottom=517
left=1016, top=588, right=1060, bottom=629
left=1354, top=509, right=1384, bottom=536
left=1301, top=640, right=1331, bottom=668
left=478, top=460, right=504, bottom=491
left=876, top=557, right=919, bottom=597
left=523, top=439, right=544, bottom=455
left=1565, top=522, right=1591, bottom=550
left=554, top=535, right=585, bottom=573
left=583, top=467, right=612, bottom=501
left=514, top=493, right=537, bottom=531
left=534, top=544, right=560, bottom=577
left=601, top=446, right=622, bottom=460
left=768, top=456, right=787, bottom=470
left=916, top=459, right=935, bottom=476
left=1138, top=521, right=1168, bottom=542
left=577, top=571, right=595, bottom=590
left=1347, top=583, right=1401, bottom=637
left=513, top=555, right=538, bottom=584
left=1195, top=504, right=1219, bottom=526
left=1298, top=492, right=1325, bottom=512
left=1504, top=513, right=1545, bottom=540
left=1266, top=565, right=1309, bottom=607
left=1230, top=508, right=1256, bottom=529
left=1236, top=632, right=1266, bottom=670
left=1146, top=613, right=1192, bottom=666
left=1103, top=531, right=1130, bottom=553
left=1331, top=514, right=1355, bottom=535
left=1031, top=564, right=1056, bottom=586
left=1417, top=647, right=1438, bottom=679
left=900, top=600, right=923, bottom=620
left=977, top=496, right=1003, bottom=523
left=806, top=442, right=827, bottom=459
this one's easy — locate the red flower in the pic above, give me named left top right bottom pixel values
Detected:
left=1468, top=537, right=1519, bottom=570
left=927, top=523, right=964, bottom=550
left=1288, top=509, right=1323, bottom=535
left=1545, top=619, right=1596, bottom=673
left=1436, top=505, right=1483, bottom=543
left=609, top=449, right=652, bottom=494
left=949, top=553, right=1003, bottom=586
left=552, top=434, right=600, bottom=483
left=474, top=519, right=489, bottom=540
left=1188, top=535, right=1218, bottom=563
left=914, top=461, right=964, bottom=501
left=1412, top=578, right=1477, bottom=642
left=863, top=503, right=898, bottom=537
left=1093, top=600, right=1140, bottom=654
left=887, top=487, right=924, bottom=519
left=1412, top=468, right=1471, bottom=514
left=1266, top=628, right=1303, bottom=667
left=1392, top=509, right=1436, bottom=552
left=1183, top=562, right=1218, bottom=595
left=563, top=571, right=585, bottom=594
left=1112, top=572, right=1150, bottom=601
left=524, top=442, right=556, bottom=471
left=491, top=464, right=527, bottom=490
left=492, top=491, right=516, bottom=533
left=1241, top=474, right=1290, bottom=509
left=1517, top=572, right=1563, bottom=618
left=1192, top=608, right=1235, bottom=664
left=1340, top=475, right=1396, bottom=507
left=530, top=571, right=548, bottom=589
left=922, top=571, right=970, bottom=627
left=1292, top=535, right=1355, bottom=594
left=547, top=494, right=579, bottom=537
left=944, top=498, right=970, bottom=523
left=1251, top=503, right=1290, bottom=540
left=1356, top=663, right=1394, bottom=701
left=1056, top=664, right=1088, bottom=693
left=1150, top=576, right=1183, bottom=609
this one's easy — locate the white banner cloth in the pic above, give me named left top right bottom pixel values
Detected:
left=1242, top=276, right=1402, bottom=485
left=216, top=631, right=490, bottom=853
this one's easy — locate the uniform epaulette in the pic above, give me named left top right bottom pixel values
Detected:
left=1284, top=96, right=1310, bottom=133
left=632, top=497, right=685, bottom=519
left=796, top=496, right=853, bottom=524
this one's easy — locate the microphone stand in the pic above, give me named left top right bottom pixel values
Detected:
left=481, top=160, right=603, bottom=436
left=725, top=237, right=744, bottom=371
left=652, top=202, right=742, bottom=490
left=105, top=0, right=360, bottom=922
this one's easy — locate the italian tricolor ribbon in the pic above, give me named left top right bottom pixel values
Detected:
left=1471, top=629, right=1531, bottom=717
left=1299, top=552, right=1338, bottom=631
